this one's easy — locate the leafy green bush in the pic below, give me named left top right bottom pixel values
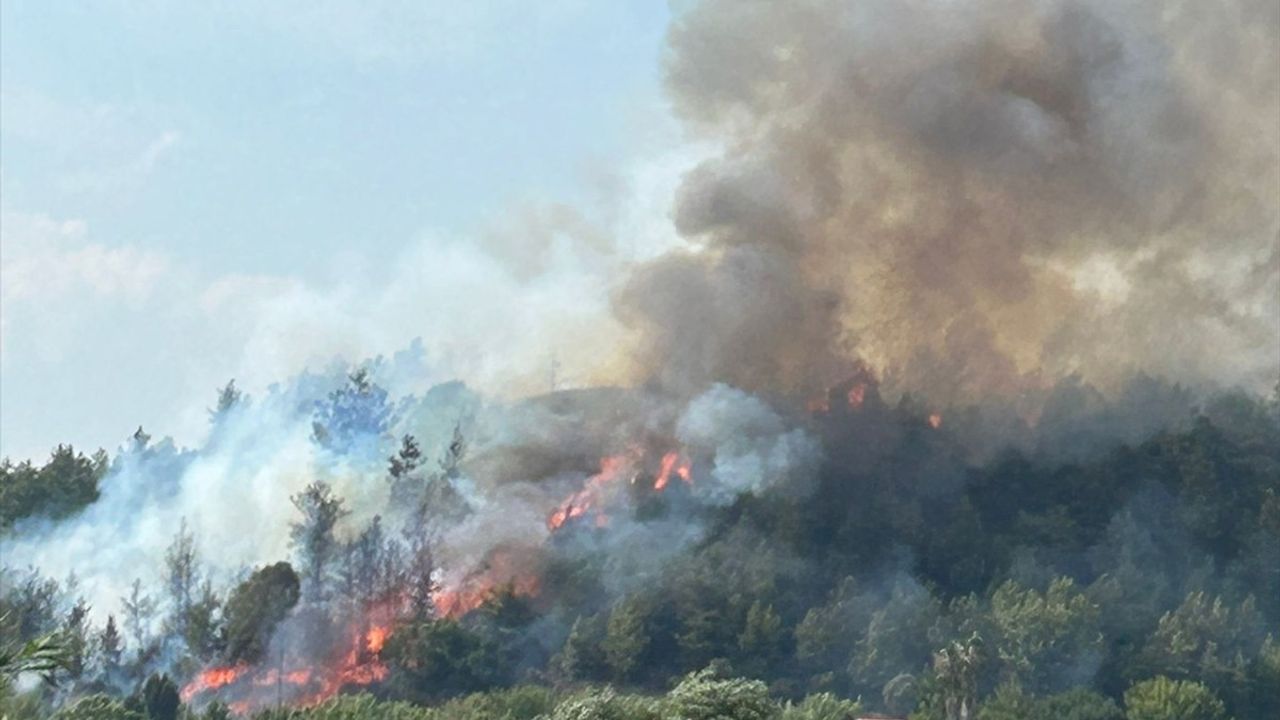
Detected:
left=664, top=668, right=778, bottom=720
left=1124, top=677, right=1227, bottom=720
left=779, top=692, right=862, bottom=720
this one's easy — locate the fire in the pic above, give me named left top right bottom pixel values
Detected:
left=435, top=546, right=542, bottom=618
left=846, top=382, right=866, bottom=408
left=365, top=624, right=389, bottom=653
left=547, top=449, right=693, bottom=531
left=928, top=413, right=942, bottom=429
left=653, top=451, right=692, bottom=491
left=180, top=665, right=249, bottom=702
left=180, top=612, right=392, bottom=712
left=546, top=453, right=632, bottom=531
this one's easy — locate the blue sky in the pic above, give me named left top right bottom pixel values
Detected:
left=1, top=1, right=682, bottom=461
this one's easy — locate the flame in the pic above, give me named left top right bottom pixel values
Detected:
left=181, top=612, right=391, bottom=712
left=434, top=546, right=542, bottom=618
left=653, top=452, right=692, bottom=491
left=846, top=382, right=866, bottom=408
left=180, top=665, right=249, bottom=702
left=365, top=624, right=389, bottom=654
left=546, top=453, right=631, bottom=531
left=928, top=413, right=942, bottom=429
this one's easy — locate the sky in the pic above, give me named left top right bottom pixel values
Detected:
left=1, top=1, right=684, bottom=462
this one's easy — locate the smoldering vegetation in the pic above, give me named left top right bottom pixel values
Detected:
left=2, top=0, right=1278, bottom=718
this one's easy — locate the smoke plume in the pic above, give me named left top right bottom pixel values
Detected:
left=614, top=0, right=1279, bottom=402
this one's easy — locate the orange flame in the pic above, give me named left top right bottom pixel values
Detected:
left=180, top=665, right=250, bottom=702
left=434, top=546, right=542, bottom=618
left=546, top=453, right=631, bottom=531
left=181, top=613, right=392, bottom=711
left=653, top=451, right=692, bottom=491
left=365, top=624, right=389, bottom=654
left=928, top=413, right=942, bottom=429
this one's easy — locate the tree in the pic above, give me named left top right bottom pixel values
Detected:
left=779, top=692, right=862, bottom=720
left=387, top=435, right=423, bottom=508
left=163, top=520, right=199, bottom=642
left=1138, top=591, right=1264, bottom=700
left=51, top=694, right=143, bottom=720
left=664, top=668, right=778, bottom=720
left=0, top=445, right=104, bottom=528
left=990, top=577, right=1101, bottom=693
left=0, top=618, right=67, bottom=698
left=138, top=673, right=180, bottom=720
left=181, top=581, right=222, bottom=662
left=382, top=618, right=502, bottom=704
left=63, top=598, right=92, bottom=684
left=737, top=601, right=785, bottom=676
left=603, top=597, right=653, bottom=683
left=289, top=482, right=350, bottom=603
left=849, top=578, right=942, bottom=696
left=974, top=682, right=1031, bottom=720
left=1124, top=677, right=1226, bottom=720
left=208, top=380, right=244, bottom=424
left=222, top=562, right=300, bottom=664
left=1033, top=688, right=1123, bottom=720
left=934, top=634, right=982, bottom=720
left=554, top=614, right=608, bottom=682
left=311, top=368, right=395, bottom=455
left=337, top=517, right=387, bottom=610
left=120, top=579, right=156, bottom=663
left=96, top=615, right=123, bottom=685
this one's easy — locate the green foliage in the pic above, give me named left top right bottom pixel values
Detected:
left=289, top=482, right=350, bottom=602
left=975, top=682, right=1033, bottom=720
left=602, top=596, right=656, bottom=683
left=0, top=445, right=105, bottom=529
left=381, top=618, right=503, bottom=704
left=51, top=694, right=144, bottom=720
left=0, top=614, right=68, bottom=698
left=778, top=692, right=862, bottom=720
left=249, top=693, right=429, bottom=720
left=737, top=601, right=785, bottom=676
left=1138, top=592, right=1263, bottom=699
left=664, top=668, right=778, bottom=720
left=990, top=577, right=1101, bottom=693
left=1034, top=688, right=1124, bottom=720
left=222, top=562, right=300, bottom=664
left=553, top=614, right=608, bottom=682
left=1123, top=677, right=1227, bottom=720
left=139, top=673, right=180, bottom=720
left=548, top=687, right=660, bottom=720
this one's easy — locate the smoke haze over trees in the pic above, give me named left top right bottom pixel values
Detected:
left=2, top=0, right=1278, bottom=719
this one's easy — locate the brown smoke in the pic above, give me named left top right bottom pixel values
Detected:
left=613, top=0, right=1279, bottom=403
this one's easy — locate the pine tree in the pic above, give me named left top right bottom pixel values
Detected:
left=163, top=520, right=199, bottom=642
left=120, top=579, right=156, bottom=662
left=63, top=598, right=91, bottom=683
left=290, top=482, right=350, bottom=603
left=97, top=615, right=123, bottom=681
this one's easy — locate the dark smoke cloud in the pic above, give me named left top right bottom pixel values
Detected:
left=614, top=0, right=1279, bottom=403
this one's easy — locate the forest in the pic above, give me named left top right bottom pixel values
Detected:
left=2, top=0, right=1277, bottom=718
left=2, top=363, right=1277, bottom=720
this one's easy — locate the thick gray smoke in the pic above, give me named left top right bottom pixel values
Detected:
left=615, top=0, right=1279, bottom=402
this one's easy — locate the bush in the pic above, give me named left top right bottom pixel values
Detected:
left=52, top=694, right=144, bottom=720
left=664, top=669, right=778, bottom=720
left=1124, top=677, right=1227, bottom=720
left=549, top=687, right=660, bottom=720
left=779, top=692, right=862, bottom=720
